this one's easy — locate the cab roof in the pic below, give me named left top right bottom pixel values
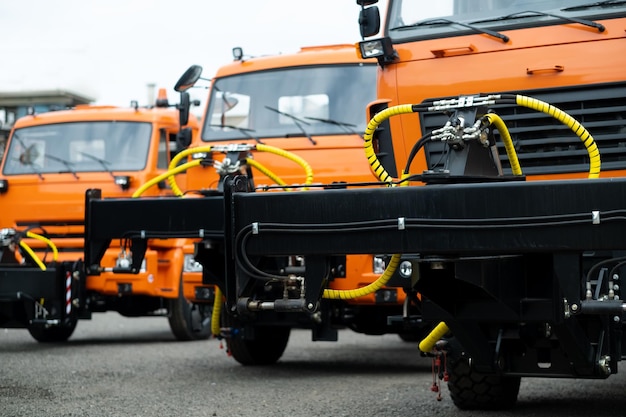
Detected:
left=214, top=43, right=376, bottom=78
left=12, top=105, right=183, bottom=128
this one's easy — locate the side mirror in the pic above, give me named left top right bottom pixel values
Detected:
left=174, top=65, right=203, bottom=92
left=178, top=92, right=190, bottom=126
left=176, top=128, right=192, bottom=150
left=359, top=6, right=380, bottom=38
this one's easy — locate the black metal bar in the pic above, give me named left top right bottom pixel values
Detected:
left=0, top=267, right=60, bottom=300
left=231, top=177, right=626, bottom=256
left=84, top=189, right=225, bottom=272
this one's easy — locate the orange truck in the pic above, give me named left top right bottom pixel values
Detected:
left=196, top=0, right=626, bottom=411
left=84, top=44, right=428, bottom=364
left=0, top=91, right=213, bottom=342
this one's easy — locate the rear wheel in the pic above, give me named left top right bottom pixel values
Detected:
left=448, top=356, right=521, bottom=410
left=222, top=311, right=291, bottom=366
left=28, top=318, right=77, bottom=343
left=168, top=278, right=212, bottom=341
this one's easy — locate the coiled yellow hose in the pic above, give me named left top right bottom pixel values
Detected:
left=483, top=113, right=522, bottom=176
left=167, top=145, right=214, bottom=196
left=163, top=143, right=314, bottom=195
left=132, top=159, right=202, bottom=198
left=244, top=158, right=288, bottom=189
left=515, top=95, right=600, bottom=178
left=211, top=286, right=222, bottom=337
left=323, top=253, right=401, bottom=299
left=255, top=143, right=314, bottom=190
left=419, top=321, right=450, bottom=353
left=363, top=104, right=414, bottom=184
left=321, top=106, right=417, bottom=300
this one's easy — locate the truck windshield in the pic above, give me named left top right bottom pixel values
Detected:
left=201, top=64, right=377, bottom=142
left=387, top=0, right=626, bottom=41
left=2, top=121, right=151, bottom=175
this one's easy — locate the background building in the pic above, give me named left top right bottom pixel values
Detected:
left=0, top=89, right=94, bottom=159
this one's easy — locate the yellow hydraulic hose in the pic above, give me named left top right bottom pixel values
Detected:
left=168, top=145, right=214, bottom=171
left=166, top=143, right=314, bottom=194
left=255, top=143, right=314, bottom=190
left=25, top=231, right=59, bottom=261
left=323, top=253, right=401, bottom=300
left=211, top=286, right=222, bottom=337
left=483, top=113, right=522, bottom=176
left=419, top=321, right=450, bottom=353
left=167, top=145, right=214, bottom=196
left=132, top=159, right=202, bottom=198
left=18, top=241, right=46, bottom=271
left=364, top=104, right=414, bottom=184
left=244, top=158, right=289, bottom=189
left=320, top=107, right=417, bottom=301
left=515, top=94, right=601, bottom=178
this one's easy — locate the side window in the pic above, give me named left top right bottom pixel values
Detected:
left=169, top=132, right=187, bottom=167
left=157, top=129, right=168, bottom=169
left=159, top=131, right=187, bottom=169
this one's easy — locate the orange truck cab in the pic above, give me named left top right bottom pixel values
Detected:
left=0, top=92, right=212, bottom=342
left=359, top=0, right=626, bottom=182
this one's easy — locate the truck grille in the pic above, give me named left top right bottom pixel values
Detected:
left=420, top=82, right=626, bottom=175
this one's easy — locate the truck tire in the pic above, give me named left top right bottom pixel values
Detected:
left=447, top=355, right=521, bottom=410
left=168, top=279, right=213, bottom=341
left=28, top=318, right=78, bottom=343
left=222, top=311, right=291, bottom=366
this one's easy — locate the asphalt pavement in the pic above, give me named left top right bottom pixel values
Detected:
left=2, top=312, right=626, bottom=417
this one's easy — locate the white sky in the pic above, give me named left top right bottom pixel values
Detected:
left=0, top=0, right=378, bottom=110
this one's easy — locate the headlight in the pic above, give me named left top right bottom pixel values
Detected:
left=113, top=175, right=131, bottom=190
left=358, top=37, right=395, bottom=64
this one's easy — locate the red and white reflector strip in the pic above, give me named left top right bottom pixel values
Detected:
left=65, top=271, right=72, bottom=315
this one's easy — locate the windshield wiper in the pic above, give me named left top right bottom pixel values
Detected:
left=44, top=154, right=79, bottom=179
left=209, top=124, right=264, bottom=144
left=264, top=106, right=317, bottom=145
left=10, top=156, right=44, bottom=179
left=304, top=116, right=362, bottom=138
left=562, top=1, right=626, bottom=11
left=471, top=10, right=605, bottom=32
left=390, top=18, right=509, bottom=43
left=78, top=151, right=115, bottom=179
